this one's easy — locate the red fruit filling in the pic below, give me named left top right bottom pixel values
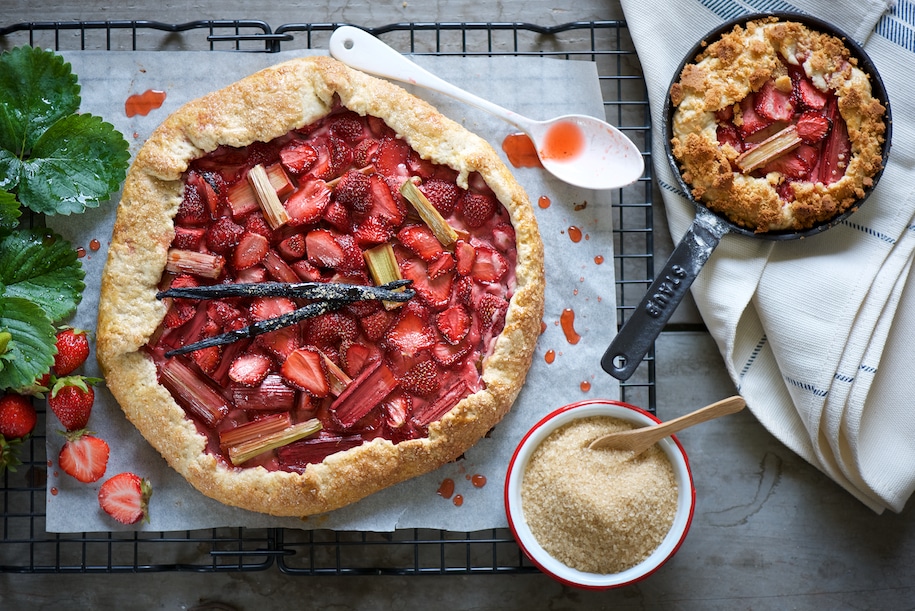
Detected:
left=147, top=106, right=517, bottom=473
left=715, top=55, right=851, bottom=200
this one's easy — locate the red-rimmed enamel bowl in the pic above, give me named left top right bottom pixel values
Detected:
left=504, top=399, right=696, bottom=589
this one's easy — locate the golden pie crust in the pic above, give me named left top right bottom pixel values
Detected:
left=669, top=17, right=886, bottom=232
left=96, top=55, right=545, bottom=517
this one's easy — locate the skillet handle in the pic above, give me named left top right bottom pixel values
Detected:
left=601, top=211, right=729, bottom=381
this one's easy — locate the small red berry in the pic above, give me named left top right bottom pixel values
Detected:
left=53, top=328, right=90, bottom=376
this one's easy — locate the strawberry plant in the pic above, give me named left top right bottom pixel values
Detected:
left=0, top=46, right=129, bottom=393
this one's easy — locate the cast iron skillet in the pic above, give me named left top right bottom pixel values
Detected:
left=601, top=11, right=893, bottom=381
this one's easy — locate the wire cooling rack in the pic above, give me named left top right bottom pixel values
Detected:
left=0, top=20, right=655, bottom=574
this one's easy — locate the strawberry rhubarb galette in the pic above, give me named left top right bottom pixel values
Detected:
left=97, top=56, right=544, bottom=517
left=669, top=16, right=887, bottom=233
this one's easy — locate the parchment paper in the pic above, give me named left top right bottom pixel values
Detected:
left=44, top=49, right=621, bottom=533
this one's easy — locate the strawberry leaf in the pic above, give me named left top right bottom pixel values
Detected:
left=0, top=191, right=20, bottom=234
left=0, top=296, right=56, bottom=391
left=6, top=113, right=130, bottom=216
left=0, top=45, right=80, bottom=156
left=0, top=228, right=85, bottom=321
left=0, top=45, right=129, bottom=216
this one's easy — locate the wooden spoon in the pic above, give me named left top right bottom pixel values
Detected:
left=588, top=396, right=746, bottom=454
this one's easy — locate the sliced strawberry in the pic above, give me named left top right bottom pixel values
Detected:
left=305, top=141, right=332, bottom=180
left=455, top=240, right=476, bottom=276
left=277, top=232, right=307, bottom=261
left=459, top=192, right=496, bottom=228
left=306, top=228, right=345, bottom=268
left=435, top=304, right=471, bottom=345
left=235, top=265, right=268, bottom=284
left=738, top=94, right=770, bottom=137
left=329, top=112, right=366, bottom=142
left=281, top=346, right=330, bottom=397
left=173, top=226, right=206, bottom=251
left=432, top=338, right=471, bottom=367
left=491, top=223, right=516, bottom=253
left=340, top=340, right=376, bottom=378
left=470, top=244, right=508, bottom=284
left=285, top=180, right=331, bottom=226
left=262, top=249, right=301, bottom=283
left=372, top=136, right=410, bottom=178
left=322, top=200, right=353, bottom=233
left=59, top=430, right=109, bottom=483
left=243, top=214, right=273, bottom=240
left=407, top=150, right=436, bottom=179
left=333, top=170, right=373, bottom=213
left=334, top=234, right=366, bottom=273
left=233, top=231, right=269, bottom=270
left=360, top=308, right=395, bottom=342
left=795, top=77, right=828, bottom=110
left=455, top=275, right=474, bottom=305
left=715, top=104, right=735, bottom=123
left=250, top=297, right=296, bottom=322
left=205, top=216, right=244, bottom=254
left=291, top=259, right=323, bottom=282
left=191, top=345, right=221, bottom=376
left=716, top=122, right=743, bottom=151
left=228, top=353, right=272, bottom=387
left=382, top=392, right=412, bottom=430
left=397, top=358, right=440, bottom=396
left=754, top=80, right=795, bottom=122
left=367, top=174, right=407, bottom=226
left=398, top=224, right=444, bottom=261
left=418, top=178, right=461, bottom=217
left=327, top=135, right=353, bottom=178
left=98, top=472, right=152, bottom=525
left=401, top=258, right=453, bottom=310
left=329, top=360, right=398, bottom=429
left=796, top=112, right=831, bottom=144
left=186, top=169, right=222, bottom=215
left=427, top=252, right=455, bottom=279
left=279, top=140, right=318, bottom=175
left=477, top=293, right=509, bottom=331
left=353, top=214, right=394, bottom=248
left=175, top=181, right=210, bottom=226
left=304, top=312, right=359, bottom=348
left=384, top=305, right=435, bottom=357
left=353, top=138, right=379, bottom=168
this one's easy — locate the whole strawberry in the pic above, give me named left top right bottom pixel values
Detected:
left=53, top=328, right=91, bottom=376
left=0, top=393, right=37, bottom=439
left=48, top=376, right=101, bottom=432
left=98, top=472, right=152, bottom=524
left=58, top=430, right=109, bottom=483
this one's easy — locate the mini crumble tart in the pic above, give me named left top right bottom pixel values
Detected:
left=97, top=56, right=545, bottom=517
left=669, top=17, right=887, bottom=232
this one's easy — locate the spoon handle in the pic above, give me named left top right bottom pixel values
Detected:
left=589, top=395, right=746, bottom=453
left=329, top=26, right=531, bottom=132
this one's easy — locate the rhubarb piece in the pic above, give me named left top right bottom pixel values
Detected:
left=330, top=360, right=398, bottom=428
left=227, top=181, right=259, bottom=219
left=276, top=434, right=364, bottom=471
left=265, top=162, right=294, bottom=199
left=400, top=180, right=458, bottom=248
left=227, top=418, right=322, bottom=466
left=219, top=412, right=291, bottom=449
left=165, top=249, right=225, bottom=279
left=281, top=346, right=331, bottom=397
left=159, top=358, right=229, bottom=427
left=412, top=379, right=472, bottom=427
left=735, top=125, right=802, bottom=173
left=321, top=351, right=353, bottom=396
left=230, top=374, right=296, bottom=411
left=247, top=164, right=290, bottom=229
left=364, top=243, right=406, bottom=310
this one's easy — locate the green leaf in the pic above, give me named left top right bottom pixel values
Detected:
left=0, top=45, right=80, bottom=156
left=15, top=113, right=130, bottom=216
left=0, top=228, right=85, bottom=322
left=0, top=191, right=20, bottom=233
left=0, top=296, right=56, bottom=391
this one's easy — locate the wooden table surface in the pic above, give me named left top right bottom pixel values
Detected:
left=1, top=1, right=912, bottom=609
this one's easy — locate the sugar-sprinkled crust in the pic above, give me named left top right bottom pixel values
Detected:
left=669, top=17, right=886, bottom=232
left=97, top=56, right=544, bottom=517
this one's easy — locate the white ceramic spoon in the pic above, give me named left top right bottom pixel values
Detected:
left=328, top=25, right=644, bottom=191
